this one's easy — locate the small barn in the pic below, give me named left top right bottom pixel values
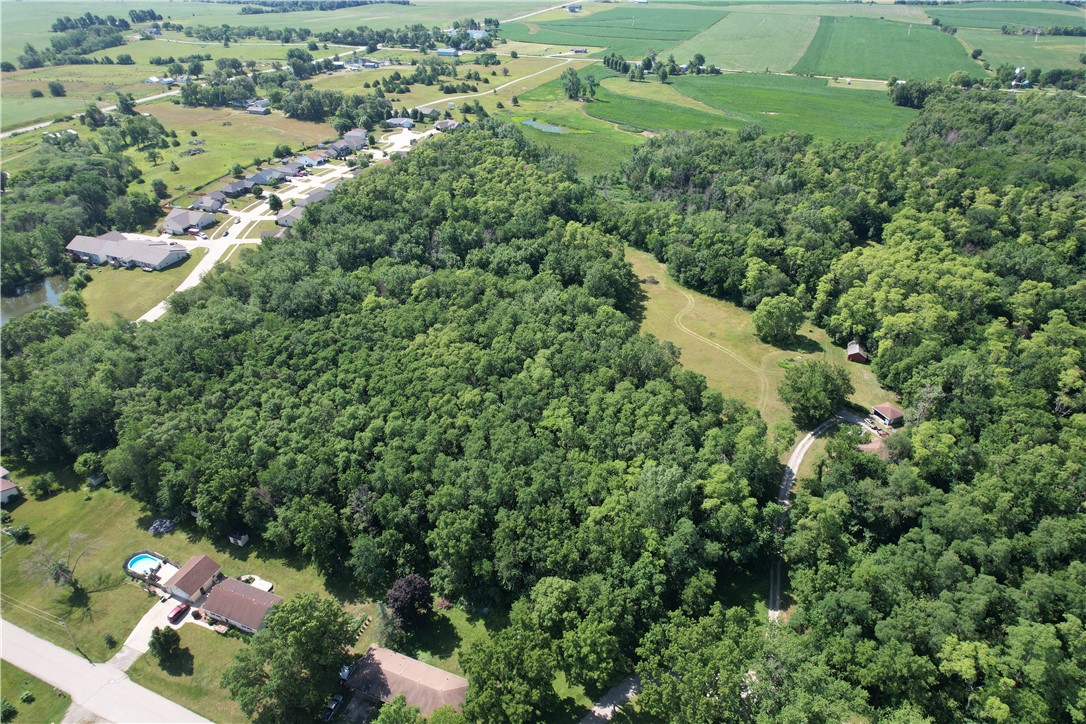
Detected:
left=846, top=341, right=869, bottom=363
left=871, top=403, right=905, bottom=427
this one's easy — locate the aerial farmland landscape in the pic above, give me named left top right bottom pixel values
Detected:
left=1, top=0, right=1084, bottom=722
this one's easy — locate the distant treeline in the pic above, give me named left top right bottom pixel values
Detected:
left=236, top=0, right=411, bottom=14
left=181, top=20, right=495, bottom=51
left=1001, top=24, right=1086, bottom=36
left=16, top=27, right=126, bottom=69
left=50, top=12, right=130, bottom=32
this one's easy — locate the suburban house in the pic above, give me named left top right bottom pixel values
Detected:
left=66, top=234, right=190, bottom=270
left=846, top=341, right=869, bottom=363
left=296, top=188, right=330, bottom=207
left=386, top=117, right=414, bottom=129
left=0, top=468, right=19, bottom=506
left=436, top=48, right=459, bottom=58
left=192, top=192, right=226, bottom=213
left=342, top=130, right=368, bottom=150
left=276, top=207, right=304, bottom=227
left=202, top=578, right=283, bottom=634
left=416, top=106, right=440, bottom=119
left=276, top=161, right=305, bottom=177
left=247, top=168, right=283, bottom=186
left=347, top=646, right=468, bottom=716
left=163, top=554, right=222, bottom=602
left=435, top=119, right=459, bottom=132
left=163, top=208, right=216, bottom=235
left=327, top=141, right=352, bottom=158
left=871, top=403, right=905, bottom=427
left=301, top=151, right=328, bottom=167
left=221, top=179, right=255, bottom=198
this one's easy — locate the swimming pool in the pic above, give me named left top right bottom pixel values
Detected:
left=128, top=553, right=163, bottom=576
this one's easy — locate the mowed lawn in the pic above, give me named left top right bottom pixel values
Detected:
left=0, top=661, right=71, bottom=724
left=669, top=12, right=820, bottom=72
left=501, top=7, right=729, bottom=58
left=626, top=248, right=891, bottom=428
left=134, top=102, right=335, bottom=197
left=127, top=625, right=246, bottom=723
left=955, top=27, right=1086, bottom=70
left=791, top=16, right=980, bottom=80
left=670, top=73, right=916, bottom=142
left=0, top=482, right=351, bottom=662
left=80, top=248, right=207, bottom=322
left=924, top=1, right=1086, bottom=31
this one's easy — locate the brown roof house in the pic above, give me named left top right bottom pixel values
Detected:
left=164, top=554, right=222, bottom=602
left=872, top=403, right=905, bottom=427
left=347, top=646, right=467, bottom=715
left=202, top=578, right=283, bottom=633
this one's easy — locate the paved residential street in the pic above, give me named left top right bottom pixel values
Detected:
left=1, top=619, right=209, bottom=723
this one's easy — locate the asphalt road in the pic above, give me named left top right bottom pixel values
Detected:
left=0, top=618, right=208, bottom=723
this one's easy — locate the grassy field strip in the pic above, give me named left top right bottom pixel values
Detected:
left=599, top=77, right=732, bottom=118
left=954, top=27, right=1086, bottom=70
left=791, top=16, right=979, bottom=79
left=924, top=1, right=1085, bottom=30
left=669, top=12, right=820, bottom=71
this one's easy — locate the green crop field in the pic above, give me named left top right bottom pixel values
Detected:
left=500, top=6, right=729, bottom=58
left=957, top=27, right=1086, bottom=70
left=924, top=2, right=1086, bottom=31
left=791, top=16, right=980, bottom=79
left=670, top=72, right=916, bottom=142
left=669, top=12, right=820, bottom=71
left=729, top=3, right=929, bottom=23
left=586, top=82, right=730, bottom=132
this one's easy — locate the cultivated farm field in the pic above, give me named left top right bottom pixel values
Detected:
left=501, top=6, right=729, bottom=58
left=668, top=12, right=821, bottom=72
left=956, top=27, right=1086, bottom=70
left=924, top=1, right=1086, bottom=31
left=790, top=16, right=980, bottom=79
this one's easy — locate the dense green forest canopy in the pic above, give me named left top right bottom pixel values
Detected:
left=3, top=87, right=1085, bottom=721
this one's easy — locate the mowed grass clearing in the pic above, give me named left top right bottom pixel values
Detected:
left=80, top=248, right=207, bottom=322
left=134, top=102, right=335, bottom=197
left=0, top=661, right=71, bottom=724
left=127, top=625, right=246, bottom=724
left=924, top=1, right=1086, bottom=31
left=669, top=12, right=820, bottom=71
left=501, top=6, right=729, bottom=58
left=626, top=248, right=891, bottom=428
left=791, top=16, right=980, bottom=79
left=956, top=27, right=1086, bottom=70
left=0, top=480, right=353, bottom=662
left=671, top=73, right=916, bottom=142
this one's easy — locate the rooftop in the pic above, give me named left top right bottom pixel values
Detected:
left=163, top=554, right=222, bottom=597
left=347, top=646, right=467, bottom=715
left=202, top=578, right=283, bottom=631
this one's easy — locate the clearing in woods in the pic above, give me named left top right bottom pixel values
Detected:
left=668, top=12, right=821, bottom=72
left=626, top=248, right=890, bottom=428
left=790, top=16, right=980, bottom=79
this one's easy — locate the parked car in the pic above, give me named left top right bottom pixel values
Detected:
left=339, top=662, right=357, bottom=683
left=167, top=602, right=190, bottom=623
left=320, top=694, right=344, bottom=721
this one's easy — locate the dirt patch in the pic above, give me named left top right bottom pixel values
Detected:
left=640, top=131, right=658, bottom=138
left=525, top=23, right=540, bottom=35
left=762, top=111, right=779, bottom=115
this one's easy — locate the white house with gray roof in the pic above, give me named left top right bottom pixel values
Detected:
left=163, top=208, right=216, bottom=235
left=66, top=234, right=190, bottom=270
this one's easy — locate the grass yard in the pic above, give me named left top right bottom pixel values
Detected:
left=790, top=16, right=980, bottom=80
left=0, top=661, right=71, bottom=724
left=80, top=248, right=207, bottom=322
left=127, top=625, right=246, bottom=724
left=241, top=220, right=281, bottom=240
left=500, top=6, right=729, bottom=58
left=626, top=248, right=891, bottom=428
left=668, top=12, right=820, bottom=72
left=132, top=102, right=334, bottom=198
left=955, top=27, right=1086, bottom=70
left=0, top=480, right=353, bottom=662
left=670, top=73, right=916, bottom=142
left=923, top=1, right=1086, bottom=31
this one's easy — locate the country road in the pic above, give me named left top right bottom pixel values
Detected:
left=768, top=412, right=861, bottom=621
left=0, top=89, right=180, bottom=140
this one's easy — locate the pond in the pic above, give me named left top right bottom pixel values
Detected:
left=0, top=275, right=69, bottom=327
left=521, top=120, right=567, bottom=134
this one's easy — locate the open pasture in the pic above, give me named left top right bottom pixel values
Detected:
left=668, top=12, right=820, bottom=71
left=790, top=16, right=979, bottom=79
left=500, top=6, right=729, bottom=58
left=957, top=27, right=1086, bottom=70
left=923, top=1, right=1086, bottom=31
left=670, top=72, right=916, bottom=142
